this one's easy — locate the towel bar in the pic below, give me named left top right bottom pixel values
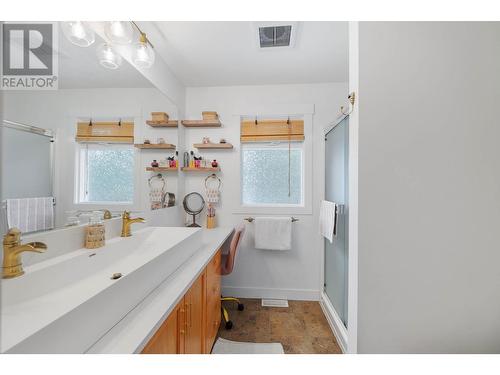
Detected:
left=244, top=217, right=299, bottom=223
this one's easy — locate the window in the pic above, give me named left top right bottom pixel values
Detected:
left=77, top=143, right=134, bottom=204
left=241, top=143, right=303, bottom=206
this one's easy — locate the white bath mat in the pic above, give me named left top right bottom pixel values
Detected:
left=261, top=299, right=289, bottom=308
left=211, top=338, right=284, bottom=354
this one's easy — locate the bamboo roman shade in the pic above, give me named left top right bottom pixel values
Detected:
left=240, top=119, right=304, bottom=143
left=75, top=121, right=134, bottom=143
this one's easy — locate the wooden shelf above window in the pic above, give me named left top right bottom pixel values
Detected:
left=134, top=143, right=176, bottom=150
left=181, top=120, right=222, bottom=128
left=146, top=120, right=179, bottom=128
left=181, top=167, right=220, bottom=172
left=146, top=167, right=178, bottom=172
left=193, top=143, right=233, bottom=150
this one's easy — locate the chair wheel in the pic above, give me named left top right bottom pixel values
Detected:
left=225, top=320, right=233, bottom=330
left=237, top=303, right=244, bottom=311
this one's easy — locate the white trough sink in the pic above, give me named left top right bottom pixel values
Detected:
left=0, top=226, right=201, bottom=353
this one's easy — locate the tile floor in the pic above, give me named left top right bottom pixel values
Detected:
left=217, top=298, right=342, bottom=354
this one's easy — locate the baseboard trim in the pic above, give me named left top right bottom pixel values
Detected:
left=320, top=291, right=347, bottom=353
left=221, top=286, right=320, bottom=301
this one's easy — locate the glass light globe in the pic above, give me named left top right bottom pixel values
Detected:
left=132, top=34, right=155, bottom=68
left=61, top=21, right=95, bottom=47
left=104, top=21, right=133, bottom=44
left=96, top=43, right=122, bottom=69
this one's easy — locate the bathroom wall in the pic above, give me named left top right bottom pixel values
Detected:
left=3, top=88, right=183, bottom=229
left=184, top=83, right=348, bottom=300
left=355, top=22, right=500, bottom=353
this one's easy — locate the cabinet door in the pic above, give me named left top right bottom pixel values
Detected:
left=205, top=249, right=222, bottom=354
left=141, top=299, right=185, bottom=354
left=185, top=272, right=205, bottom=354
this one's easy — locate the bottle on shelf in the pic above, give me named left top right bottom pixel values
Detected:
left=189, top=151, right=195, bottom=168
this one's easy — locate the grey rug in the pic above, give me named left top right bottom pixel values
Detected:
left=211, top=338, right=285, bottom=354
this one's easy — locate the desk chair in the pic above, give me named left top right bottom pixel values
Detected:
left=221, top=223, right=246, bottom=329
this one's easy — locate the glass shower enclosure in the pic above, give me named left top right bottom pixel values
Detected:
left=324, top=115, right=349, bottom=327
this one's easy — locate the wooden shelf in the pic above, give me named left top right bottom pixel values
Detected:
left=181, top=167, right=220, bottom=172
left=134, top=143, right=176, bottom=150
left=146, top=120, right=179, bottom=127
left=146, top=167, right=178, bottom=172
left=181, top=120, right=222, bottom=128
left=194, top=143, right=233, bottom=150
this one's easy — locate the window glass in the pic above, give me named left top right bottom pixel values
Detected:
left=241, top=146, right=302, bottom=205
left=78, top=144, right=134, bottom=203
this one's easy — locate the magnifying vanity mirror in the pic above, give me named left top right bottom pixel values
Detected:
left=183, top=192, right=205, bottom=227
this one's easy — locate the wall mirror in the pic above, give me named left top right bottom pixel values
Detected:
left=0, top=22, right=178, bottom=236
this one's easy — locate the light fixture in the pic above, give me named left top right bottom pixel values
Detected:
left=132, top=32, right=155, bottom=69
left=104, top=21, right=134, bottom=44
left=96, top=43, right=122, bottom=70
left=61, top=21, right=95, bottom=47
left=62, top=21, right=156, bottom=70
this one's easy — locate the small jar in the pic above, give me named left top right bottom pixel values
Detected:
left=86, top=211, right=105, bottom=249
left=151, top=160, right=159, bottom=167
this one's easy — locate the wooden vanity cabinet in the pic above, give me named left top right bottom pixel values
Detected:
left=184, top=272, right=205, bottom=354
left=141, top=249, right=221, bottom=354
left=141, top=299, right=185, bottom=354
left=205, top=249, right=222, bottom=353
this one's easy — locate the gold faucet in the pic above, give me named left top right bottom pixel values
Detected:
left=2, top=228, right=47, bottom=279
left=121, top=211, right=145, bottom=237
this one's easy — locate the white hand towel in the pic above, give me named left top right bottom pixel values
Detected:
left=320, top=200, right=337, bottom=243
left=206, top=187, right=220, bottom=203
left=254, top=217, right=292, bottom=251
left=6, top=197, right=54, bottom=233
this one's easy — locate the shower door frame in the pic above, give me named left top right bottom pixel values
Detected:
left=2, top=119, right=55, bottom=199
left=319, top=113, right=358, bottom=354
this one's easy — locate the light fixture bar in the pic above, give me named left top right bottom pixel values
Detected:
left=130, top=21, right=154, bottom=49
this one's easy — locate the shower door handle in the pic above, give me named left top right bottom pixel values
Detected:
left=337, top=204, right=344, bottom=215
left=334, top=204, right=344, bottom=237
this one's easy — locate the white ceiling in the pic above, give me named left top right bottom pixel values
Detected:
left=152, top=21, right=348, bottom=87
left=57, top=24, right=153, bottom=89
left=56, top=22, right=348, bottom=89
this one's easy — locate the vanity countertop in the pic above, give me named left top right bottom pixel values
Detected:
left=86, top=227, right=233, bottom=354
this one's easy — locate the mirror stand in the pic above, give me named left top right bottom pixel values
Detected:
left=187, top=213, right=200, bottom=227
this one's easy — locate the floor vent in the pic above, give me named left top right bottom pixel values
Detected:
left=261, top=299, right=289, bottom=308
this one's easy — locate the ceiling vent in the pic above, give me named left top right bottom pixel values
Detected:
left=258, top=25, right=293, bottom=48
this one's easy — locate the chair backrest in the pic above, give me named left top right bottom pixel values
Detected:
left=221, top=223, right=246, bottom=276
